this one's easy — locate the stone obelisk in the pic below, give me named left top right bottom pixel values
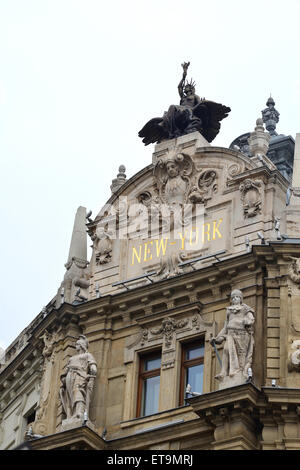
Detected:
left=56, top=206, right=89, bottom=306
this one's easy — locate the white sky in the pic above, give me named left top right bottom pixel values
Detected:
left=1, top=0, right=300, bottom=348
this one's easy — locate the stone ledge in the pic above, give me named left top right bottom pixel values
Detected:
left=30, top=425, right=106, bottom=450
left=187, top=382, right=262, bottom=415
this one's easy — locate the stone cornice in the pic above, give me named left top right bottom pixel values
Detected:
left=29, top=425, right=107, bottom=450
left=262, top=386, right=300, bottom=404
left=186, top=382, right=263, bottom=415
left=107, top=417, right=212, bottom=450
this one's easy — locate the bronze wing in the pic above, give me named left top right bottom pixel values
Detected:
left=138, top=117, right=169, bottom=146
left=193, top=101, right=231, bottom=143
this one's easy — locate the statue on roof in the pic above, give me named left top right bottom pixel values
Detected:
left=138, top=62, right=231, bottom=145
left=261, top=96, right=280, bottom=136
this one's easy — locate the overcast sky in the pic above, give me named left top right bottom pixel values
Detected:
left=1, top=0, right=300, bottom=349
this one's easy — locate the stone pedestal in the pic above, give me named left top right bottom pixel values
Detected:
left=152, top=131, right=210, bottom=164
left=217, top=371, right=248, bottom=390
left=61, top=417, right=96, bottom=432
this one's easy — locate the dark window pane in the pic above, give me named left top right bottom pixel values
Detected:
left=142, top=375, right=160, bottom=416
left=144, top=356, right=161, bottom=371
left=186, top=364, right=204, bottom=394
left=185, top=344, right=204, bottom=360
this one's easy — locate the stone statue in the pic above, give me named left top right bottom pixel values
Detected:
left=138, top=62, right=231, bottom=145
left=261, top=96, right=279, bottom=136
left=210, top=289, right=255, bottom=387
left=60, top=335, right=97, bottom=423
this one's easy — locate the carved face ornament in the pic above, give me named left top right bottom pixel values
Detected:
left=166, top=161, right=180, bottom=178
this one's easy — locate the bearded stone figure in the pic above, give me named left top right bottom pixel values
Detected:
left=60, top=335, right=97, bottom=424
left=210, top=289, right=255, bottom=389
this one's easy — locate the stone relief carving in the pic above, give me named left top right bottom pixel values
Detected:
left=288, top=340, right=300, bottom=372
left=124, top=309, right=214, bottom=377
left=228, top=162, right=245, bottom=179
left=156, top=253, right=184, bottom=280
left=57, top=257, right=90, bottom=306
left=90, top=222, right=113, bottom=265
left=287, top=258, right=300, bottom=333
left=60, top=335, right=97, bottom=426
left=150, top=316, right=189, bottom=349
left=34, top=330, right=59, bottom=435
left=40, top=330, right=57, bottom=360
left=188, top=169, right=217, bottom=204
left=210, top=289, right=255, bottom=389
left=287, top=257, right=300, bottom=286
left=154, top=152, right=194, bottom=206
left=239, top=178, right=262, bottom=218
left=137, top=191, right=159, bottom=208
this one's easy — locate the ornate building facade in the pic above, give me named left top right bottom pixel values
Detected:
left=2, top=68, right=300, bottom=450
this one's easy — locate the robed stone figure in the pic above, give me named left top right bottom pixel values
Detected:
left=210, top=289, right=255, bottom=387
left=60, top=335, right=97, bottom=422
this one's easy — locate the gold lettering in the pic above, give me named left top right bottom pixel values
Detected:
left=144, top=241, right=153, bottom=262
left=156, top=238, right=168, bottom=257
left=189, top=228, right=199, bottom=246
left=131, top=245, right=142, bottom=265
left=202, top=223, right=210, bottom=242
left=178, top=232, right=186, bottom=250
left=213, top=218, right=223, bottom=239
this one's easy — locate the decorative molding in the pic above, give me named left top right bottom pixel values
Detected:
left=150, top=316, right=189, bottom=349
left=228, top=162, right=245, bottom=179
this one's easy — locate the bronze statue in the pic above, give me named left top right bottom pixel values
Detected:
left=139, top=62, right=231, bottom=145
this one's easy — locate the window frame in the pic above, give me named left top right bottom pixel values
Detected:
left=179, top=338, right=205, bottom=405
left=136, top=351, right=161, bottom=417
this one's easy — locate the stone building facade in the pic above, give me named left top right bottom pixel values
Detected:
left=2, top=98, right=300, bottom=450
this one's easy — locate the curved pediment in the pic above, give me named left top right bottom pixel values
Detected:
left=87, top=135, right=287, bottom=297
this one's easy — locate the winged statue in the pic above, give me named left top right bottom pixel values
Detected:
left=138, top=62, right=231, bottom=145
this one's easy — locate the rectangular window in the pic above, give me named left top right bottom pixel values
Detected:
left=180, top=340, right=204, bottom=405
left=137, top=352, right=161, bottom=417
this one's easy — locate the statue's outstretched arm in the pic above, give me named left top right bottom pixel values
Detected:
left=178, top=61, right=190, bottom=98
